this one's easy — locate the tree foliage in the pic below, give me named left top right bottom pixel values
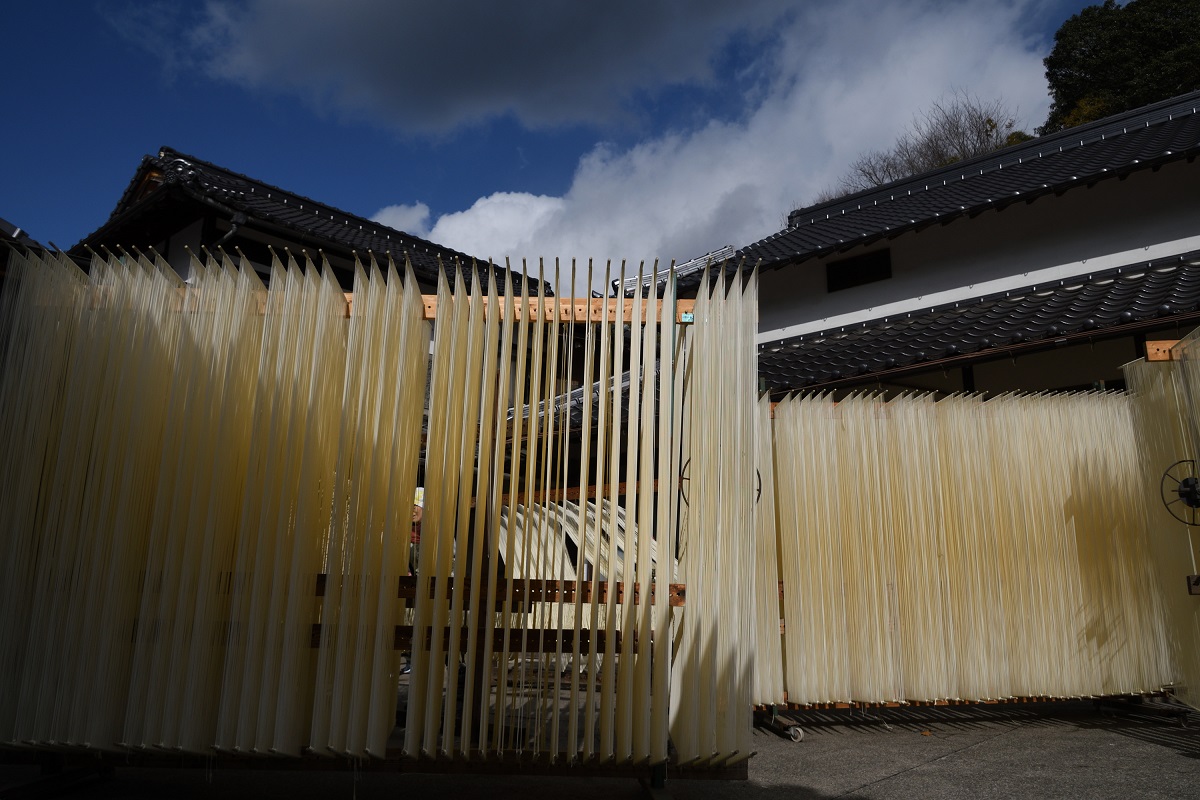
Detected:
left=819, top=92, right=1028, bottom=200
left=1039, top=0, right=1200, bottom=134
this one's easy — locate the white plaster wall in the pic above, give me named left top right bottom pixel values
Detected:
left=165, top=219, right=204, bottom=280
left=759, top=159, right=1200, bottom=336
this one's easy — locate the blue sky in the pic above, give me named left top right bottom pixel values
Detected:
left=3, top=1, right=1094, bottom=284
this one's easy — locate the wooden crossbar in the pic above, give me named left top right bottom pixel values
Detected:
left=90, top=287, right=695, bottom=323
left=312, top=574, right=685, bottom=607
left=411, top=295, right=694, bottom=324
left=497, top=479, right=661, bottom=507
left=304, top=625, right=643, bottom=655
left=771, top=694, right=1160, bottom=711
left=306, top=577, right=682, bottom=655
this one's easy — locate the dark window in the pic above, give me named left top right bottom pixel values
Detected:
left=826, top=249, right=891, bottom=293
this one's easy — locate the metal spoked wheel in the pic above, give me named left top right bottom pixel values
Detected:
left=1161, top=459, right=1200, bottom=526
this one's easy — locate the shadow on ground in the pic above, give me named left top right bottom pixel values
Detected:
left=5, top=700, right=1199, bottom=800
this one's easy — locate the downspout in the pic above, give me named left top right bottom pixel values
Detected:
left=215, top=211, right=248, bottom=248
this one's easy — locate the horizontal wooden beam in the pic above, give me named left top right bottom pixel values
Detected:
left=499, top=479, right=660, bottom=507
left=771, top=693, right=1155, bottom=711
left=313, top=575, right=685, bottom=607
left=308, top=624, right=646, bottom=654
left=93, top=287, right=694, bottom=324
left=412, top=296, right=695, bottom=324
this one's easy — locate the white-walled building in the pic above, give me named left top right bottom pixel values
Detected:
left=711, top=90, right=1200, bottom=395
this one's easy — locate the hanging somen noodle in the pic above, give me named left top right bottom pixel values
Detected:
left=767, top=390, right=1172, bottom=706
left=0, top=247, right=759, bottom=769
left=1125, top=345, right=1200, bottom=709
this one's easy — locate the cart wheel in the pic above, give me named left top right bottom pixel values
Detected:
left=788, top=726, right=803, bottom=743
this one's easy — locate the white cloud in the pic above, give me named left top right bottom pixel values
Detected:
left=371, top=202, right=432, bottom=239
left=425, top=193, right=565, bottom=265
left=162, top=0, right=1064, bottom=292
left=382, top=0, right=1056, bottom=291
left=189, top=0, right=794, bottom=132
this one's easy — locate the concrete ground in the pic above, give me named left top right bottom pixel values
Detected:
left=3, top=700, right=1198, bottom=799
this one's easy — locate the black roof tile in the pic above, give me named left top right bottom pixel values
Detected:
left=758, top=250, right=1200, bottom=392
left=81, top=147, right=536, bottom=293
left=0, top=217, right=42, bottom=248
left=704, top=92, right=1200, bottom=290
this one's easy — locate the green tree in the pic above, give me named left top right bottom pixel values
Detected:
left=1039, top=0, right=1200, bottom=134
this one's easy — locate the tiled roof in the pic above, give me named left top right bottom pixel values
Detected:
left=88, top=147, right=529, bottom=292
left=758, top=250, right=1200, bottom=392
left=0, top=217, right=49, bottom=278
left=720, top=91, right=1200, bottom=284
left=615, top=245, right=735, bottom=297
left=0, top=216, right=40, bottom=247
left=508, top=365, right=638, bottom=435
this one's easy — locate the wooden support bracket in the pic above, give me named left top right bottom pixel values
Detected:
left=1147, top=339, right=1181, bottom=361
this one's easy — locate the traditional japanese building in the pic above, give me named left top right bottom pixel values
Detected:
left=72, top=146, right=523, bottom=293
left=725, top=90, right=1200, bottom=395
